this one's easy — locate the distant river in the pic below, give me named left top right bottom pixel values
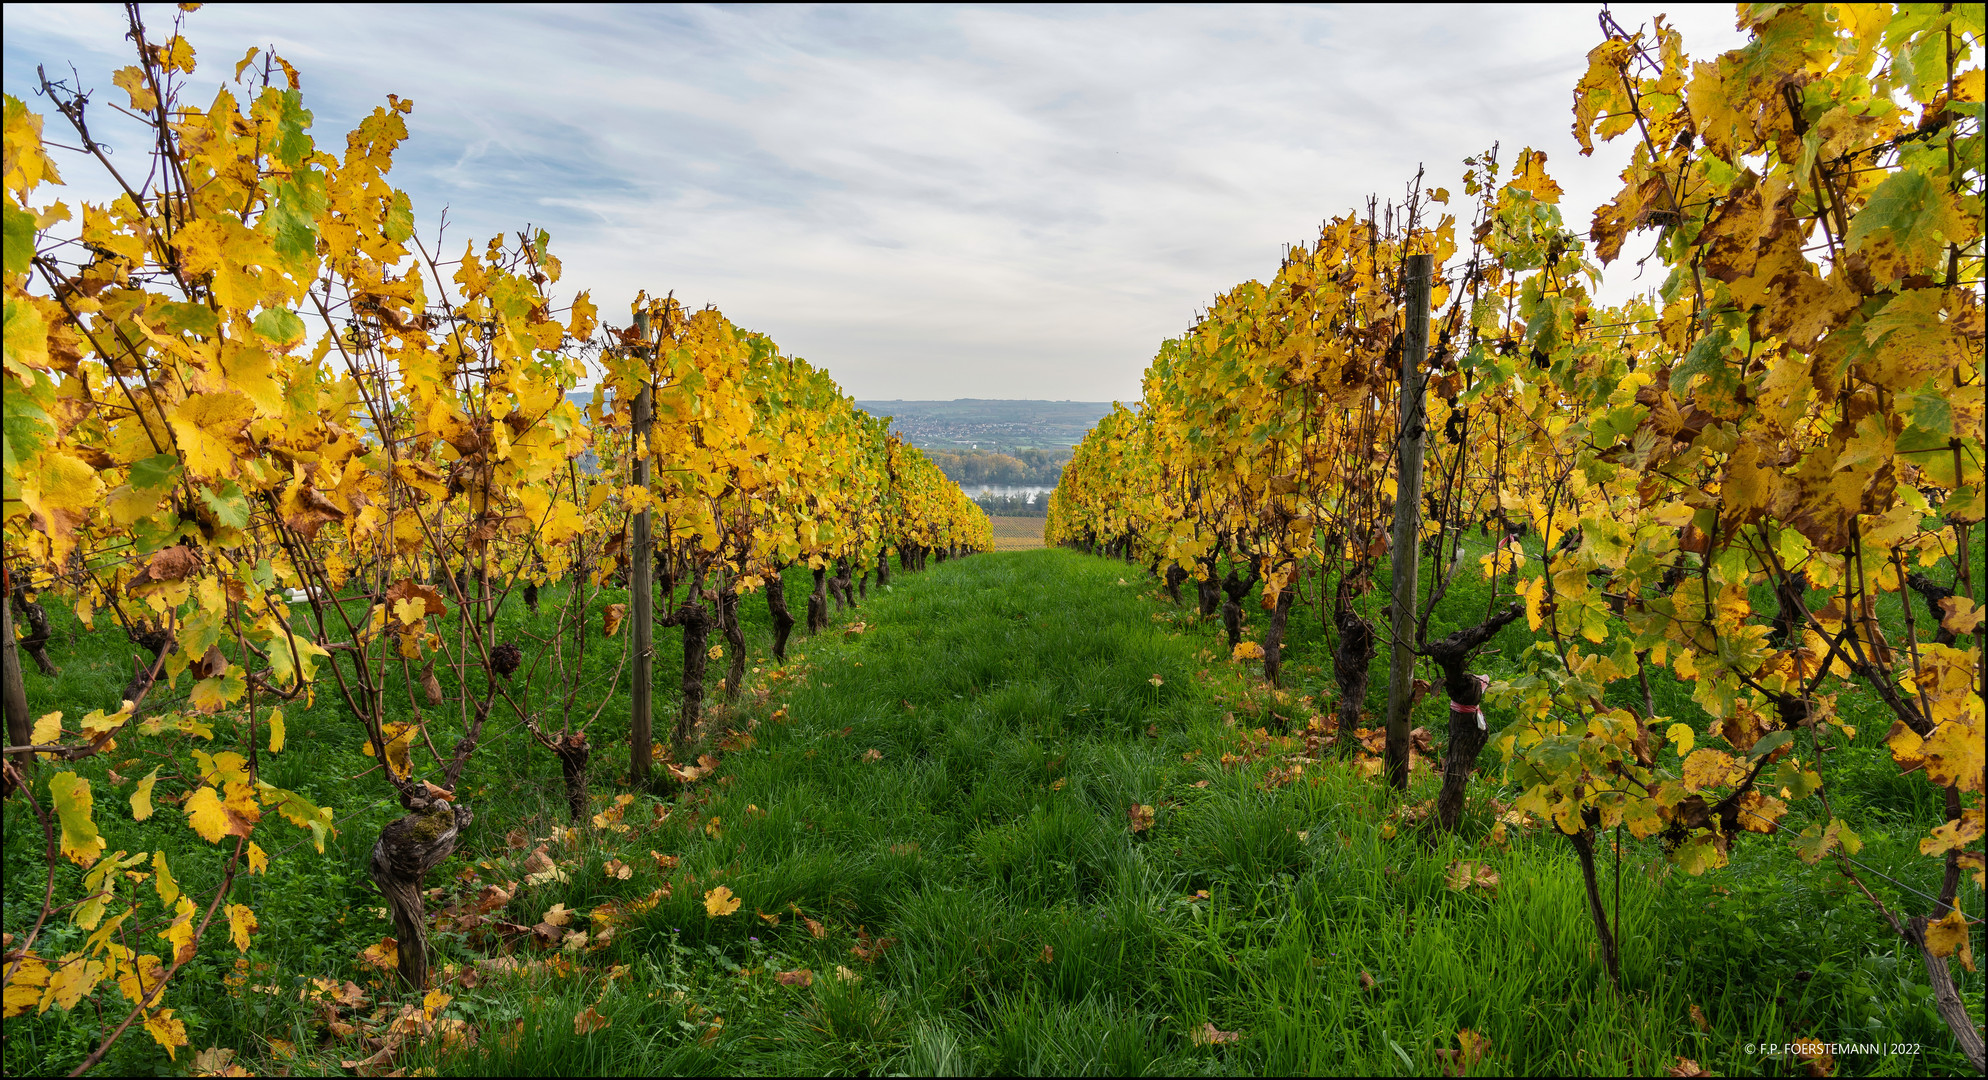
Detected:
left=966, top=485, right=1056, bottom=503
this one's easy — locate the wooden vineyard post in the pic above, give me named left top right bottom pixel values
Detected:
left=630, top=310, right=655, bottom=784
left=1383, top=252, right=1434, bottom=790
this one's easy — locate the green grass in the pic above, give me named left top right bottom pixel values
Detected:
left=5, top=547, right=1981, bottom=1076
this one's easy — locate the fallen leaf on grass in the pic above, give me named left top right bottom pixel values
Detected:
left=1358, top=970, right=1376, bottom=991
left=541, top=903, right=574, bottom=927
left=851, top=927, right=896, bottom=963
left=803, top=916, right=828, bottom=939
left=1444, top=860, right=1500, bottom=896
left=1667, top=1058, right=1708, bottom=1077
left=1688, top=1003, right=1709, bottom=1031
left=1039, top=945, right=1055, bottom=963
left=704, top=886, right=741, bottom=918
left=574, top=1006, right=610, bottom=1034
left=1128, top=803, right=1156, bottom=833
left=358, top=937, right=398, bottom=972
left=1190, top=1022, right=1240, bottom=1045
left=651, top=850, right=680, bottom=872
left=775, top=969, right=813, bottom=987
left=861, top=748, right=883, bottom=762
left=522, top=845, right=555, bottom=875
left=833, top=964, right=862, bottom=983
left=1434, top=1028, right=1492, bottom=1076
left=190, top=1047, right=247, bottom=1076
left=603, top=858, right=632, bottom=880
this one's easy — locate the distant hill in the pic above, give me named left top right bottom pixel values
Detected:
left=854, top=399, right=1113, bottom=452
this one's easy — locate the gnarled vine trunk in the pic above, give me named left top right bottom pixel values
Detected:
left=9, top=588, right=57, bottom=677
left=807, top=567, right=828, bottom=633
left=1333, top=607, right=1376, bottom=736
left=553, top=732, right=590, bottom=823
left=1427, top=603, right=1521, bottom=831
left=1261, top=588, right=1294, bottom=686
left=720, top=585, right=746, bottom=699
left=368, top=795, right=472, bottom=991
left=765, top=568, right=796, bottom=661
left=673, top=596, right=710, bottom=749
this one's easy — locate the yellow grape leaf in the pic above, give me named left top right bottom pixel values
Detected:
left=42, top=954, right=106, bottom=1012
left=1920, top=811, right=1985, bottom=857
left=1666, top=724, right=1694, bottom=759
left=3, top=954, right=49, bottom=1017
left=30, top=710, right=63, bottom=746
left=143, top=1007, right=189, bottom=1061
left=246, top=841, right=268, bottom=875
left=1937, top=596, right=1983, bottom=636
left=1522, top=576, right=1547, bottom=632
left=117, top=953, right=165, bottom=1005
left=227, top=903, right=257, bottom=952
left=392, top=597, right=428, bottom=627
left=542, top=903, right=574, bottom=927
left=183, top=785, right=253, bottom=842
left=1923, top=909, right=1974, bottom=972
left=154, top=850, right=180, bottom=906
left=1919, top=719, right=1985, bottom=794
left=703, top=886, right=741, bottom=918
left=48, top=771, right=107, bottom=867
left=111, top=65, right=157, bottom=111
left=131, top=767, right=160, bottom=821
left=161, top=896, right=197, bottom=964
left=358, top=937, right=398, bottom=971
left=267, top=708, right=285, bottom=754
left=1679, top=749, right=1741, bottom=793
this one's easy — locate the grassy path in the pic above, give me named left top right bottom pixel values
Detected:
left=11, top=547, right=1968, bottom=1075
left=442, top=548, right=1740, bottom=1076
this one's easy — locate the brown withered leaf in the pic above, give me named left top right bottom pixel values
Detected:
left=603, top=603, right=627, bottom=638
left=420, top=660, right=444, bottom=706
left=1128, top=803, right=1156, bottom=833
left=127, top=546, right=201, bottom=595
left=1444, top=860, right=1501, bottom=896
left=286, top=485, right=346, bottom=541
left=1667, top=1057, right=1708, bottom=1077
left=850, top=927, right=895, bottom=963
left=775, top=969, right=813, bottom=987
left=385, top=579, right=448, bottom=621
left=1434, top=1028, right=1493, bottom=1076
left=191, top=644, right=229, bottom=680
left=522, top=845, right=555, bottom=875
left=1358, top=970, right=1376, bottom=991
left=506, top=827, right=529, bottom=851
left=1189, top=1022, right=1241, bottom=1046
left=573, top=1006, right=610, bottom=1035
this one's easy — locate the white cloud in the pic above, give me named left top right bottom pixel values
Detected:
left=3, top=3, right=1751, bottom=400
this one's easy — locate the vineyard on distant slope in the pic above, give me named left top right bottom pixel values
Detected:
left=1049, top=5, right=1983, bottom=1064
left=1, top=6, right=984, bottom=1066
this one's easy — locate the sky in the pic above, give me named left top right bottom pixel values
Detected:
left=2, top=3, right=1753, bottom=402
